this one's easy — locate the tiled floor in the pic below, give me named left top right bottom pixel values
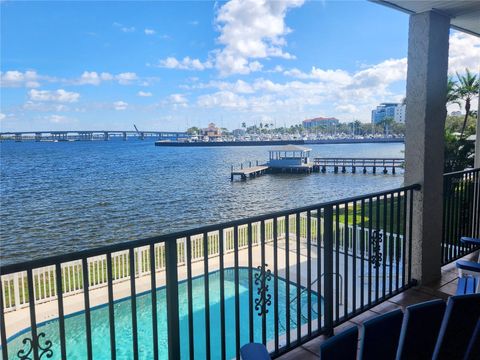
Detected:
left=277, top=252, right=478, bottom=360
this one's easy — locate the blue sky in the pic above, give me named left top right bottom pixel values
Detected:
left=1, top=0, right=478, bottom=131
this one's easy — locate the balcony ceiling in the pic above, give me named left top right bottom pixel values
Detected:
left=372, top=1, right=480, bottom=36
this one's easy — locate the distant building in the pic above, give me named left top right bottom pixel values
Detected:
left=302, top=117, right=340, bottom=129
left=232, top=129, right=246, bottom=137
left=201, top=123, right=222, bottom=139
left=371, top=103, right=406, bottom=124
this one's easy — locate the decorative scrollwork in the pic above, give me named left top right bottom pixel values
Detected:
left=370, top=230, right=383, bottom=269
left=17, top=332, right=53, bottom=360
left=254, top=264, right=272, bottom=316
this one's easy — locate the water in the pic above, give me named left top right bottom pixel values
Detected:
left=5, top=268, right=320, bottom=359
left=0, top=140, right=404, bottom=264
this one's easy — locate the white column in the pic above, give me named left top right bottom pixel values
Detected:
left=404, top=11, right=450, bottom=284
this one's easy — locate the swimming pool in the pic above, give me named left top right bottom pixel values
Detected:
left=6, top=268, right=320, bottom=359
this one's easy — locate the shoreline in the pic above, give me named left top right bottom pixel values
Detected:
left=155, top=138, right=404, bottom=147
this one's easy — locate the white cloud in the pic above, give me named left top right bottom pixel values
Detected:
left=448, top=32, right=480, bottom=74
left=29, top=89, right=80, bottom=103
left=189, top=20, right=199, bottom=26
left=116, top=72, right=138, bottom=85
left=157, top=56, right=213, bottom=71
left=166, top=93, right=188, bottom=108
left=47, top=114, right=68, bottom=123
left=0, top=113, right=6, bottom=121
left=76, top=71, right=138, bottom=85
left=284, top=67, right=352, bottom=84
left=138, top=91, right=153, bottom=97
left=144, top=28, right=156, bottom=35
left=0, top=70, right=41, bottom=88
left=197, top=91, right=248, bottom=108
left=214, top=0, right=304, bottom=76
left=122, top=26, right=135, bottom=33
left=113, top=101, right=128, bottom=110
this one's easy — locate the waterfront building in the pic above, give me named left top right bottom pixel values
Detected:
left=200, top=122, right=222, bottom=140
left=371, top=103, right=406, bottom=124
left=302, top=116, right=340, bottom=129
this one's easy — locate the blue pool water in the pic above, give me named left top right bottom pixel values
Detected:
left=6, top=268, right=321, bottom=359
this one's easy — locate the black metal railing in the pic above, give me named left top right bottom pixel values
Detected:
left=442, top=167, right=480, bottom=265
left=0, top=184, right=420, bottom=360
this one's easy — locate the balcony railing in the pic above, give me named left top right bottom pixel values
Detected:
left=0, top=184, right=420, bottom=360
left=442, top=167, right=480, bottom=265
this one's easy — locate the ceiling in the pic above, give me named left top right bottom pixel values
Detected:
left=372, top=1, right=480, bottom=36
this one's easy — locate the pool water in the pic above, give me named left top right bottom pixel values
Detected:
left=6, top=268, right=320, bottom=359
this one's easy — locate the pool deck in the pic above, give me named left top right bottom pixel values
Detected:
left=277, top=251, right=478, bottom=360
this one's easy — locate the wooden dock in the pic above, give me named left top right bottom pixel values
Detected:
left=313, top=157, right=404, bottom=174
left=231, top=165, right=270, bottom=181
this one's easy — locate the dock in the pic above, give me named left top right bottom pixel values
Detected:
left=313, top=157, right=404, bottom=174
left=230, top=165, right=270, bottom=181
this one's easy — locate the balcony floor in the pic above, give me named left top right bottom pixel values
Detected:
left=278, top=251, right=479, bottom=360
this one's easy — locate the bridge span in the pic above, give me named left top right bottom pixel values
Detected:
left=0, top=130, right=188, bottom=142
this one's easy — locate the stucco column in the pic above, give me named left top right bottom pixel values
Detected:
left=404, top=11, right=450, bottom=284
left=475, top=87, right=480, bottom=168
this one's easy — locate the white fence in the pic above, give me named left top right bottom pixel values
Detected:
left=1, top=215, right=403, bottom=312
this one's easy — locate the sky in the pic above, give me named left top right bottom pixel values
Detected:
left=1, top=0, right=479, bottom=132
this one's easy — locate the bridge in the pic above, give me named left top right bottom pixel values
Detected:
left=0, top=130, right=189, bottom=142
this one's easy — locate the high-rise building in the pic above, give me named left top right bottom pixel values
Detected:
left=371, top=103, right=406, bottom=124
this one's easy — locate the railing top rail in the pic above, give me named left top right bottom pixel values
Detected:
left=313, top=157, right=404, bottom=160
left=0, top=183, right=421, bottom=275
left=443, top=167, right=480, bottom=177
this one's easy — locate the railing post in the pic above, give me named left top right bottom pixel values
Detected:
left=165, top=239, right=180, bottom=360
left=13, top=273, right=20, bottom=310
left=323, top=205, right=334, bottom=337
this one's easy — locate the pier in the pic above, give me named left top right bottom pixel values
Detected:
left=231, top=157, right=404, bottom=181
left=230, top=164, right=270, bottom=181
left=0, top=130, right=188, bottom=142
left=313, top=157, right=404, bottom=174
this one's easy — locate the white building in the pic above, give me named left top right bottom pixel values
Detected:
left=394, top=104, right=406, bottom=123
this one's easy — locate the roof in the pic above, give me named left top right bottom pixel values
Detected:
left=270, top=145, right=312, bottom=152
left=372, top=1, right=480, bottom=37
left=303, top=117, right=338, bottom=123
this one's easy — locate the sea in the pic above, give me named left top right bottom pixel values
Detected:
left=0, top=140, right=404, bottom=265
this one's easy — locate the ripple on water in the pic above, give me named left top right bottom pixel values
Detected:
left=0, top=140, right=405, bottom=264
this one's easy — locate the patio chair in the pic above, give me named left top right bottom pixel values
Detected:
left=319, top=325, right=358, bottom=360
left=432, top=293, right=480, bottom=360
left=464, top=318, right=480, bottom=360
left=395, top=299, right=446, bottom=360
left=456, top=237, right=480, bottom=294
left=359, top=309, right=404, bottom=360
left=240, top=343, right=271, bottom=360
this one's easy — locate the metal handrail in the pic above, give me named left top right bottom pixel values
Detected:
left=0, top=183, right=421, bottom=275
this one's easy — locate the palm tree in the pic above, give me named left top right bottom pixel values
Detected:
left=455, top=69, right=479, bottom=138
left=446, top=77, right=460, bottom=107
left=241, top=122, right=246, bottom=129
